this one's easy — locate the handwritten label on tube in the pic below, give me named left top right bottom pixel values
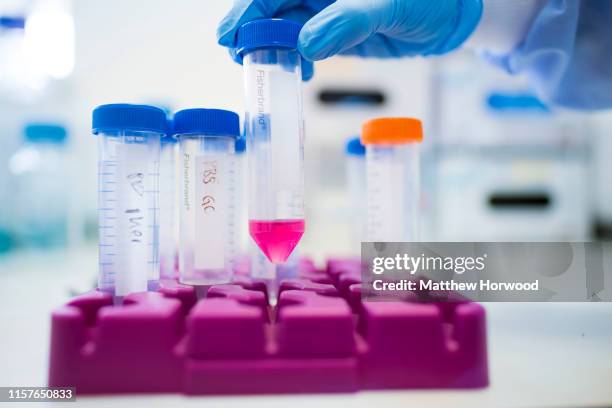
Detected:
left=115, top=142, right=149, bottom=296
left=195, top=156, right=226, bottom=270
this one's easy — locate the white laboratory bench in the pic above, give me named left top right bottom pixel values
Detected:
left=0, top=245, right=610, bottom=408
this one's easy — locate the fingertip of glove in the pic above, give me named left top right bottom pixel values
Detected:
left=301, top=61, right=314, bottom=81
left=299, top=41, right=332, bottom=61
left=298, top=28, right=324, bottom=61
left=298, top=44, right=315, bottom=62
left=228, top=47, right=243, bottom=65
left=297, top=10, right=350, bottom=61
left=217, top=27, right=235, bottom=47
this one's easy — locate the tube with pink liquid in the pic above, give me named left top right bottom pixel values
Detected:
left=237, top=19, right=306, bottom=265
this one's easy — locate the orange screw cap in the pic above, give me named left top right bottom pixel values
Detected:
left=361, top=117, right=423, bottom=145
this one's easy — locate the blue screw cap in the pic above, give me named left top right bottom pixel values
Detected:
left=92, top=104, right=168, bottom=135
left=173, top=108, right=240, bottom=138
left=236, top=19, right=302, bottom=58
left=345, top=137, right=366, bottom=156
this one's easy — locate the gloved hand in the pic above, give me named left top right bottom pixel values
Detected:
left=217, top=0, right=483, bottom=79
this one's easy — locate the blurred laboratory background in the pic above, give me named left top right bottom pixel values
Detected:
left=1, top=0, right=611, bottom=262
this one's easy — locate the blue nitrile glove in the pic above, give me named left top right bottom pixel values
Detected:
left=487, top=0, right=612, bottom=110
left=217, top=0, right=483, bottom=79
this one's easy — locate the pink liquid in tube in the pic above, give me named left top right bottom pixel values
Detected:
left=249, top=219, right=305, bottom=263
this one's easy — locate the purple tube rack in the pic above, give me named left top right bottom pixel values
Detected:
left=48, top=258, right=488, bottom=394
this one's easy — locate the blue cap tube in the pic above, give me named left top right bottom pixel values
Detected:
left=345, top=137, right=367, bottom=252
left=345, top=136, right=366, bottom=156
left=239, top=19, right=306, bottom=275
left=92, top=104, right=166, bottom=299
left=173, top=108, right=240, bottom=286
left=235, top=18, right=301, bottom=61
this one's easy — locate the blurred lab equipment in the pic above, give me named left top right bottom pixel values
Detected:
left=592, top=113, right=612, bottom=239
left=0, top=0, right=75, bottom=103
left=0, top=16, right=25, bottom=30
left=8, top=123, right=69, bottom=248
left=362, top=118, right=423, bottom=242
left=432, top=53, right=591, bottom=241
left=237, top=19, right=306, bottom=264
left=436, top=148, right=590, bottom=241
left=174, top=108, right=239, bottom=286
left=159, top=130, right=177, bottom=278
left=23, top=0, right=75, bottom=81
left=93, top=103, right=166, bottom=299
left=0, top=14, right=30, bottom=101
